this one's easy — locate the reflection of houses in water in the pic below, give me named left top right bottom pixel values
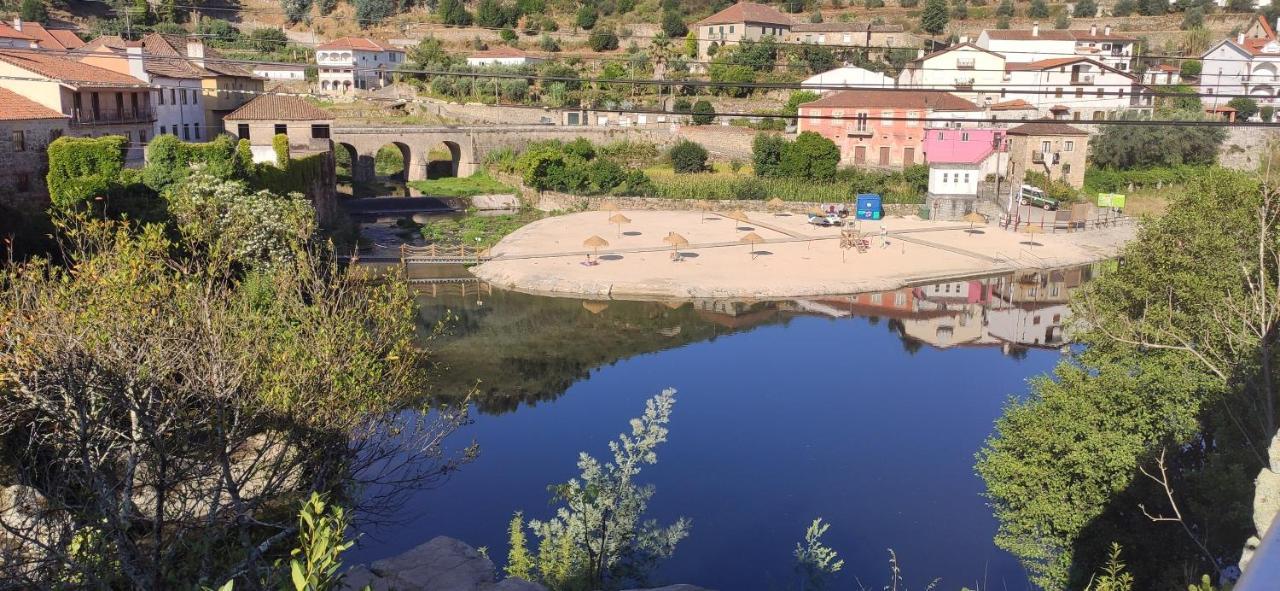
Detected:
left=693, top=299, right=785, bottom=330
left=986, top=303, right=1069, bottom=348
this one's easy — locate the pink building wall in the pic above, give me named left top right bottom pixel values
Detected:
left=798, top=106, right=929, bottom=168
left=921, top=127, right=1003, bottom=165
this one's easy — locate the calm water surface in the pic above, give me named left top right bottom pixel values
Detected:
left=349, top=266, right=1098, bottom=590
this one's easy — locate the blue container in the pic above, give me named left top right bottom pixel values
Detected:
left=856, top=194, right=883, bottom=220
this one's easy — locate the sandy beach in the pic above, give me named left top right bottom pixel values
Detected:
left=471, top=209, right=1136, bottom=299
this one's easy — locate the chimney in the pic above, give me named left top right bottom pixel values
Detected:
left=186, top=38, right=206, bottom=68
left=1104, top=24, right=1111, bottom=36
left=1090, top=24, right=1097, bottom=36
left=959, top=35, right=969, bottom=43
left=1239, top=32, right=1247, bottom=45
left=125, top=43, right=148, bottom=82
left=1032, top=22, right=1040, bottom=37
left=11, top=17, right=20, bottom=31
left=917, top=48, right=925, bottom=59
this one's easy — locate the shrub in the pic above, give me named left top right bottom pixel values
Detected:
left=753, top=133, right=787, bottom=178
left=732, top=177, right=768, bottom=200
left=865, top=0, right=885, bottom=7
left=1053, top=12, right=1068, bottom=29
left=669, top=140, right=709, bottom=173
left=588, top=27, right=620, bottom=51
left=1228, top=97, right=1260, bottom=121
left=662, top=10, right=687, bottom=37
left=1112, top=0, right=1136, bottom=15
left=563, top=137, right=596, bottom=160
left=1027, top=0, right=1048, bottom=17
left=576, top=5, right=598, bottom=29
left=673, top=98, right=692, bottom=113
left=500, top=28, right=518, bottom=43
left=779, top=132, right=840, bottom=181
left=196, top=18, right=240, bottom=44
left=1181, top=6, right=1204, bottom=30
left=438, top=0, right=473, bottom=25
left=1263, top=106, right=1275, bottom=122
left=899, top=0, right=919, bottom=6
left=538, top=33, right=560, bottom=51
left=1180, top=59, right=1202, bottom=77
left=995, top=0, right=1014, bottom=16
left=691, top=100, right=716, bottom=125
left=20, top=0, right=48, bottom=23
left=1073, top=0, right=1096, bottom=17
left=353, top=0, right=396, bottom=25
left=248, top=27, right=288, bottom=52
left=587, top=159, right=626, bottom=192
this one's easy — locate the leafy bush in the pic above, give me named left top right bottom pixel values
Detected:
left=587, top=159, right=627, bottom=192
left=589, top=27, right=620, bottom=51
left=576, top=5, right=598, bottom=29
left=438, top=0, right=473, bottom=25
left=662, top=10, right=687, bottom=37
left=995, top=0, right=1014, bottom=16
left=691, top=100, right=716, bottom=125
left=1180, top=59, right=1202, bottom=77
left=753, top=133, right=787, bottom=178
left=1263, top=105, right=1275, bottom=122
left=1229, top=97, right=1260, bottom=121
left=1027, top=0, right=1048, bottom=17
left=779, top=132, right=840, bottom=181
left=20, top=0, right=48, bottom=23
left=669, top=140, right=709, bottom=173
left=353, top=0, right=397, bottom=25
left=248, top=27, right=288, bottom=52
left=1091, top=113, right=1225, bottom=168
left=564, top=137, right=596, bottom=160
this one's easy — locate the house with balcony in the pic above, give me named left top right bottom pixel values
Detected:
left=0, top=87, right=69, bottom=211
left=977, top=22, right=1137, bottom=71
left=1004, top=120, right=1088, bottom=189
left=316, top=37, right=405, bottom=94
left=694, top=2, right=793, bottom=60
left=898, top=42, right=1008, bottom=106
left=1070, top=24, right=1136, bottom=72
left=921, top=126, right=1006, bottom=219
left=0, top=49, right=155, bottom=162
left=1200, top=18, right=1280, bottom=110
left=1002, top=56, right=1149, bottom=120
left=797, top=89, right=984, bottom=168
left=78, top=34, right=210, bottom=142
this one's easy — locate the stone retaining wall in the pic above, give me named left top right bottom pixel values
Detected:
left=528, top=189, right=921, bottom=217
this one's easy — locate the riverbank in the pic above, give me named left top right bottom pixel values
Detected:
left=472, top=210, right=1136, bottom=299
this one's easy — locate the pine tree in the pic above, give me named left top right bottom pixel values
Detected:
left=995, top=0, right=1014, bottom=16
left=920, top=0, right=950, bottom=35
left=1027, top=0, right=1049, bottom=18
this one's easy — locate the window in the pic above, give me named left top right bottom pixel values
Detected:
left=1062, top=163, right=1072, bottom=177
left=182, top=124, right=190, bottom=140
left=1033, top=316, right=1041, bottom=325
left=963, top=173, right=970, bottom=183
left=729, top=26, right=735, bottom=34
left=274, top=123, right=288, bottom=136
left=961, top=131, right=970, bottom=141
left=1001, top=88, right=1007, bottom=97
left=158, top=89, right=165, bottom=105
left=906, top=111, right=918, bottom=127
left=1064, top=140, right=1074, bottom=152
left=11, top=130, right=24, bottom=152
left=855, top=112, right=869, bottom=132
left=170, top=89, right=176, bottom=105
left=1041, top=140, right=1051, bottom=153
left=16, top=173, right=29, bottom=192
left=160, top=125, right=167, bottom=135
left=942, top=172, right=949, bottom=183
left=139, top=130, right=147, bottom=143
left=237, top=123, right=250, bottom=140
left=718, top=26, right=724, bottom=35
left=1054, top=88, right=1063, bottom=98
left=937, top=131, right=945, bottom=140
left=193, top=123, right=200, bottom=140
left=311, top=123, right=330, bottom=139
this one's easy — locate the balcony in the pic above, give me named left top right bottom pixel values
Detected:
left=955, top=78, right=976, bottom=91
left=846, top=127, right=874, bottom=138
left=1071, top=74, right=1095, bottom=85
left=69, top=107, right=156, bottom=127
left=956, top=59, right=976, bottom=70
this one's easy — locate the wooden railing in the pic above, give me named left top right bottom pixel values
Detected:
left=400, top=244, right=494, bottom=263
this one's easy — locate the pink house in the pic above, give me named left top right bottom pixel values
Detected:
left=797, top=89, right=983, bottom=169
left=921, top=127, right=1007, bottom=219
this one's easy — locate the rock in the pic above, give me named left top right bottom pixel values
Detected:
left=0, top=485, right=70, bottom=576
left=368, top=536, right=497, bottom=590
left=491, top=578, right=548, bottom=591
left=1241, top=429, right=1280, bottom=572
left=621, top=586, right=714, bottom=591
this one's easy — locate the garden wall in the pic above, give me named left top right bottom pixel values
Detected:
left=529, top=190, right=920, bottom=218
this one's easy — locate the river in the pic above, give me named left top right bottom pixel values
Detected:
left=346, top=265, right=1100, bottom=590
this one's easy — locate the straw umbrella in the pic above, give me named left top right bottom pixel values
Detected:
left=1021, top=224, right=1044, bottom=248
left=767, top=197, right=786, bottom=215
left=696, top=200, right=713, bottom=223
left=582, top=300, right=609, bottom=314
left=963, top=211, right=986, bottom=234
left=725, top=210, right=750, bottom=231
left=599, top=200, right=619, bottom=219
left=608, top=213, right=631, bottom=237
left=740, top=232, right=764, bottom=259
left=663, top=232, right=689, bottom=261
left=583, top=235, right=609, bottom=261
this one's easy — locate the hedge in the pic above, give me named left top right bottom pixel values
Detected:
left=1083, top=165, right=1214, bottom=193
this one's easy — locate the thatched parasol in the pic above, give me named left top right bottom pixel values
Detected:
left=963, top=211, right=987, bottom=234
left=663, top=232, right=690, bottom=261
left=582, top=300, right=609, bottom=314
left=600, top=201, right=619, bottom=212
left=608, top=213, right=632, bottom=237
left=583, top=235, right=609, bottom=257
left=767, top=197, right=786, bottom=214
left=740, top=232, right=764, bottom=259
left=1021, top=224, right=1044, bottom=247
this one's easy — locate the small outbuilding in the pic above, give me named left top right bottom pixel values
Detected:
left=223, top=94, right=334, bottom=164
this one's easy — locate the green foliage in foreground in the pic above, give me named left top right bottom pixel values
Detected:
left=420, top=210, right=545, bottom=248
left=1089, top=112, right=1226, bottom=169
left=1082, top=165, right=1215, bottom=194
left=978, top=169, right=1265, bottom=590
left=508, top=389, right=689, bottom=590
left=408, top=173, right=517, bottom=198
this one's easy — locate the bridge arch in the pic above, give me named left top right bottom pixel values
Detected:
left=374, top=141, right=412, bottom=182
left=426, top=140, right=463, bottom=178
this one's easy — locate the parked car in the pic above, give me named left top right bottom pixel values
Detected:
left=1018, top=184, right=1058, bottom=210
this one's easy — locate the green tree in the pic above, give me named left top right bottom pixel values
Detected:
left=920, top=0, right=950, bottom=35
left=669, top=140, right=709, bottom=173
left=438, top=0, right=473, bottom=25
left=779, top=131, right=839, bottom=181
left=952, top=0, right=968, bottom=20
left=684, top=31, right=698, bottom=57
left=588, top=27, right=619, bottom=51
left=249, top=27, right=289, bottom=52
left=353, top=0, right=396, bottom=25
left=407, top=35, right=454, bottom=69
left=1229, top=96, right=1260, bottom=121
left=662, top=9, right=687, bottom=37
left=282, top=0, right=312, bottom=23
left=1139, top=0, right=1166, bottom=15
left=315, top=0, right=337, bottom=15
left=995, top=0, right=1014, bottom=16
left=753, top=133, right=787, bottom=177
left=1180, top=59, right=1203, bottom=77
left=1263, top=105, right=1275, bottom=122
left=1090, top=112, right=1225, bottom=168
left=1227, top=0, right=1254, bottom=11
left=797, top=44, right=836, bottom=73
left=576, top=5, right=598, bottom=29
left=1054, top=12, right=1069, bottom=29
left=1028, top=0, right=1049, bottom=17
left=783, top=90, right=820, bottom=118
left=996, top=15, right=1010, bottom=28
left=691, top=99, right=715, bottom=124
left=20, top=0, right=48, bottom=23
left=522, top=390, right=690, bottom=590
left=709, top=62, right=756, bottom=97
left=539, top=33, right=560, bottom=51
left=1113, top=0, right=1136, bottom=15
left=1073, top=0, right=1096, bottom=16
left=1181, top=6, right=1204, bottom=30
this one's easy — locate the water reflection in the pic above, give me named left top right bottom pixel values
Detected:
left=415, top=264, right=1100, bottom=415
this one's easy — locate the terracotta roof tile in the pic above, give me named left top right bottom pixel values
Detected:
left=1069, top=28, right=1136, bottom=42
left=982, top=29, right=1076, bottom=41
left=1006, top=119, right=1088, bottom=136
left=696, top=2, right=794, bottom=27
left=989, top=99, right=1035, bottom=111
left=908, top=41, right=1005, bottom=65
left=0, top=22, right=34, bottom=41
left=224, top=94, right=333, bottom=121
left=1005, top=56, right=1087, bottom=71
left=801, top=89, right=978, bottom=111
left=316, top=36, right=403, bottom=52
left=0, top=49, right=147, bottom=87
left=0, top=87, right=66, bottom=120
left=18, top=22, right=85, bottom=50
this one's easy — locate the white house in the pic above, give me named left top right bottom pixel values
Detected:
left=1002, top=56, right=1149, bottom=120
left=316, top=37, right=404, bottom=94
left=898, top=42, right=1007, bottom=106
left=922, top=126, right=1005, bottom=219
left=801, top=65, right=894, bottom=93
left=466, top=46, right=543, bottom=67
left=977, top=23, right=1138, bottom=71
left=0, top=21, right=35, bottom=49
left=1200, top=19, right=1280, bottom=109
left=252, top=64, right=308, bottom=80
left=77, top=34, right=209, bottom=142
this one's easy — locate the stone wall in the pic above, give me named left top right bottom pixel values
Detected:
left=528, top=189, right=921, bottom=218
left=0, top=118, right=68, bottom=212
left=1220, top=126, right=1280, bottom=171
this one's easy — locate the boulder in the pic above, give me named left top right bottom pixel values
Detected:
left=367, top=536, right=497, bottom=590
left=621, top=586, right=713, bottom=591
left=491, top=578, right=548, bottom=591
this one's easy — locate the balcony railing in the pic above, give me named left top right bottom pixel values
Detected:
left=70, top=107, right=156, bottom=127
left=956, top=59, right=975, bottom=70
left=846, top=128, right=874, bottom=137
left=1071, top=74, right=1095, bottom=85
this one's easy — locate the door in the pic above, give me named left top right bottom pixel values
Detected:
left=854, top=146, right=866, bottom=164
left=902, top=147, right=915, bottom=166
left=879, top=146, right=890, bottom=166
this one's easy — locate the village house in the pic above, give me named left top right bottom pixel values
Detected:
left=1199, top=15, right=1280, bottom=110
left=316, top=37, right=405, bottom=94
left=921, top=126, right=1006, bottom=218
left=694, top=2, right=793, bottom=60
left=8, top=18, right=84, bottom=51
left=78, top=34, right=209, bottom=142
left=1144, top=64, right=1181, bottom=86
left=802, top=65, right=895, bottom=93
left=0, top=87, right=69, bottom=211
left=252, top=63, right=308, bottom=80
left=897, top=42, right=1007, bottom=106
left=225, top=94, right=333, bottom=163
left=0, top=20, right=35, bottom=49
left=1003, top=120, right=1089, bottom=189
left=1002, top=56, right=1149, bottom=120
left=797, top=89, right=984, bottom=168
left=0, top=49, right=155, bottom=162
left=466, top=46, right=543, bottom=67
left=976, top=22, right=1137, bottom=72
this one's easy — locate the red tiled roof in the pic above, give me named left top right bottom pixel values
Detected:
left=908, top=41, right=1005, bottom=65
left=983, top=28, right=1076, bottom=41
left=696, top=2, right=794, bottom=27
left=1005, top=56, right=1088, bottom=71
left=0, top=49, right=146, bottom=87
left=0, top=87, right=66, bottom=120
left=316, top=36, right=403, bottom=52
left=989, top=99, right=1035, bottom=111
left=801, top=89, right=978, bottom=111
left=17, top=22, right=85, bottom=50
left=1257, top=13, right=1276, bottom=40
left=0, top=21, right=34, bottom=41
left=1069, top=28, right=1136, bottom=43
left=1006, top=119, right=1088, bottom=136
left=469, top=46, right=530, bottom=58
left=224, top=94, right=333, bottom=121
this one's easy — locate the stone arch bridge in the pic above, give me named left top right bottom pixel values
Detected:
left=332, top=125, right=664, bottom=183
